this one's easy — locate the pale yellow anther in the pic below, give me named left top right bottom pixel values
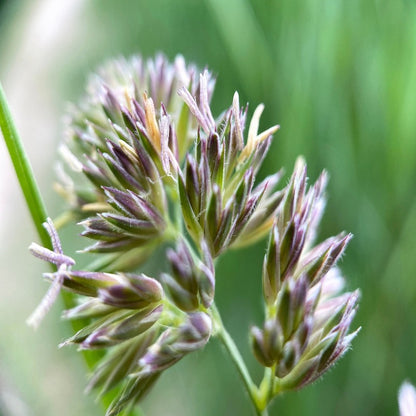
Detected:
left=143, top=92, right=161, bottom=152
left=123, top=88, right=133, bottom=112
left=81, top=202, right=111, bottom=212
left=119, top=140, right=138, bottom=162
left=254, top=124, right=280, bottom=146
left=238, top=104, right=279, bottom=163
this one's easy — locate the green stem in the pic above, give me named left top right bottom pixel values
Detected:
left=0, top=82, right=51, bottom=249
left=257, top=366, right=277, bottom=413
left=211, top=303, right=268, bottom=416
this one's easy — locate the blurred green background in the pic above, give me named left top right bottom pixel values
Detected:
left=1, top=0, right=415, bottom=415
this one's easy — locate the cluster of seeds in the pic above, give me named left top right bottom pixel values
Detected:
left=30, top=54, right=359, bottom=415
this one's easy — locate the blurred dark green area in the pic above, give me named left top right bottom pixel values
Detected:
left=1, top=0, right=416, bottom=415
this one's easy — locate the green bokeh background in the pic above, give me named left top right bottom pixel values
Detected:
left=1, top=1, right=415, bottom=415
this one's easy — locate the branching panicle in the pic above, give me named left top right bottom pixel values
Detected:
left=28, top=54, right=360, bottom=415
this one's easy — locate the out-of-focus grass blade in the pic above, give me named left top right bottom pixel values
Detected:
left=205, top=0, right=274, bottom=98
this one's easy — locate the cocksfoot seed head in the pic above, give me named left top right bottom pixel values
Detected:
left=28, top=54, right=359, bottom=415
